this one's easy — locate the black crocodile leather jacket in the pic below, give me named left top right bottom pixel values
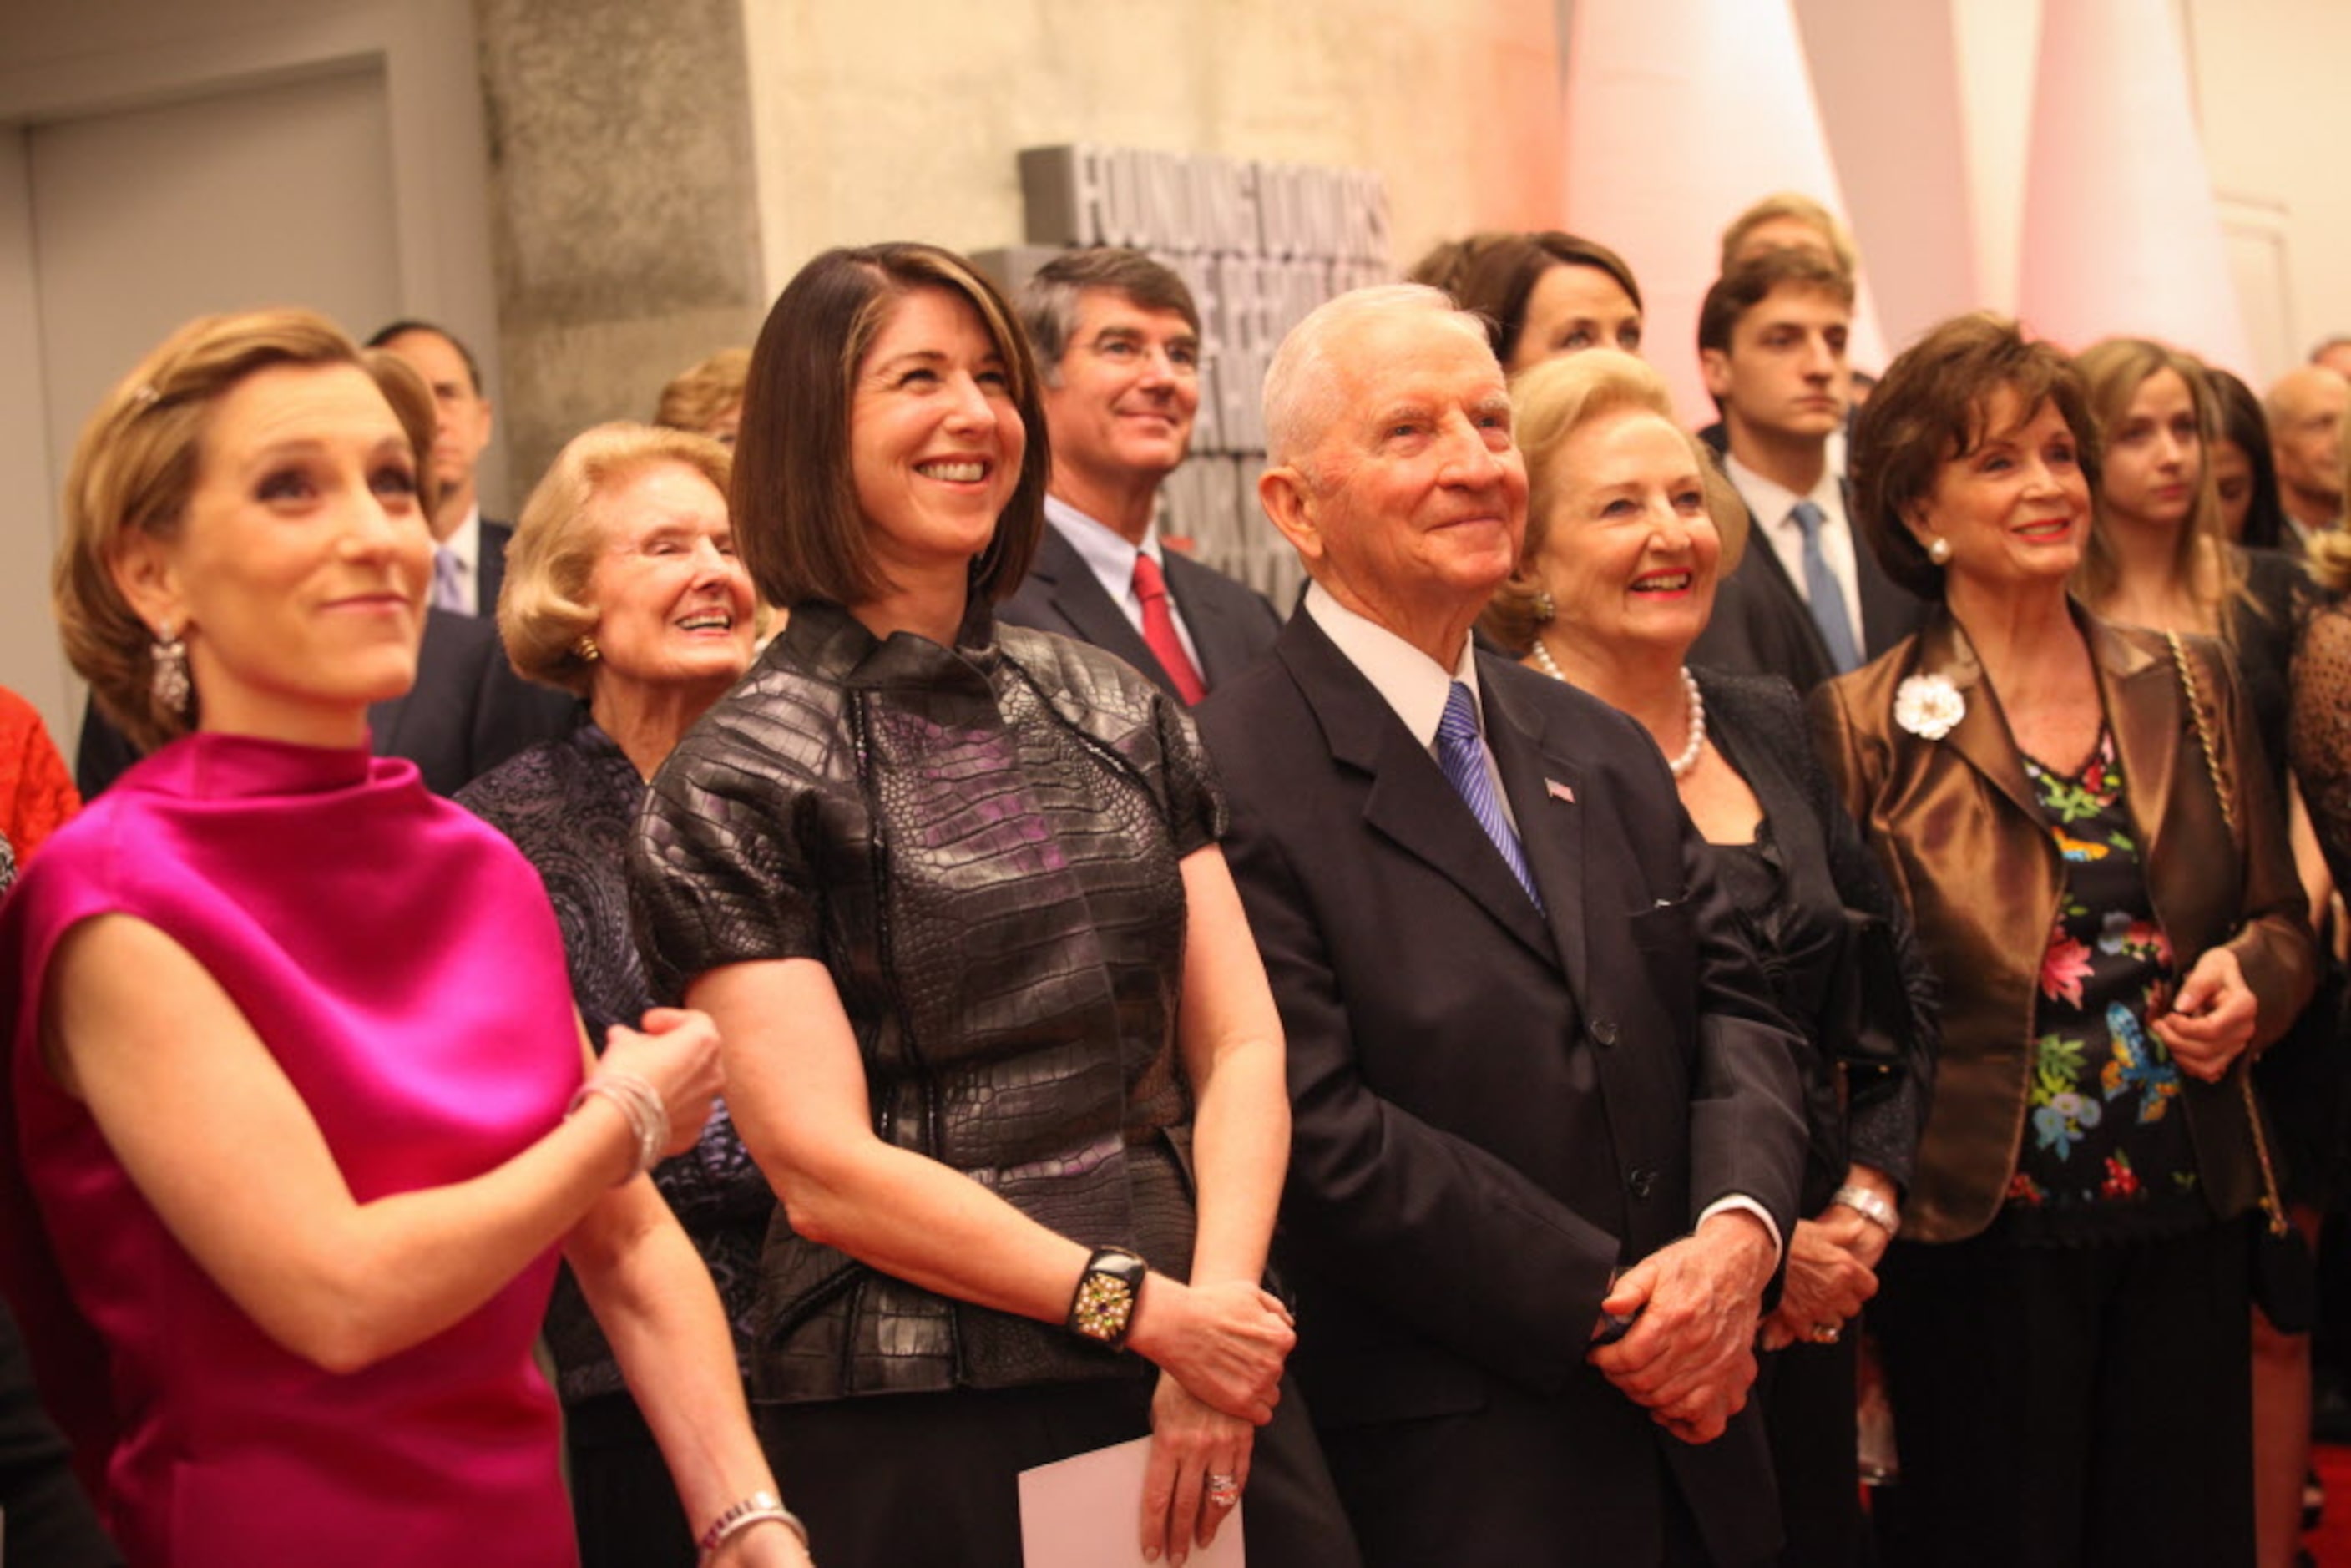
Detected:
left=632, top=599, right=1224, bottom=1404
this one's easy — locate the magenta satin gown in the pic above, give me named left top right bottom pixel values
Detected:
left=0, top=734, right=585, bottom=1565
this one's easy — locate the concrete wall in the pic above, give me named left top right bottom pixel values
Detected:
left=738, top=0, right=1566, bottom=297
left=8, top=0, right=2351, bottom=746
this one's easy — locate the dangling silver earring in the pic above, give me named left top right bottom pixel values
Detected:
left=150, top=623, right=190, bottom=719
left=1532, top=589, right=1556, bottom=624
left=1926, top=535, right=1953, bottom=566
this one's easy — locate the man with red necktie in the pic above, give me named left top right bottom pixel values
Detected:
left=999, top=248, right=1281, bottom=702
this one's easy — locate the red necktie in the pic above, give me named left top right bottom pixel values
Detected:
left=1131, top=553, right=1207, bottom=705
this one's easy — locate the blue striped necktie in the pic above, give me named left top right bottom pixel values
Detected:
left=1791, top=499, right=1862, bottom=673
left=1435, top=682, right=1543, bottom=911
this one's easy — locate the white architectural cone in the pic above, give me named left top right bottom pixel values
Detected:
left=2016, top=0, right=2252, bottom=371
left=1560, top=0, right=1888, bottom=426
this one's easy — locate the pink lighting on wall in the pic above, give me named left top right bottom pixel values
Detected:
left=1560, top=0, right=1887, bottom=428
left=2016, top=0, right=2252, bottom=372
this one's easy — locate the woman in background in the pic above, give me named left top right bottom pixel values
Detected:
left=462, top=421, right=771, bottom=1568
left=654, top=348, right=751, bottom=447
left=2074, top=338, right=2330, bottom=1568
left=1408, top=230, right=1644, bottom=370
left=2209, top=367, right=2290, bottom=550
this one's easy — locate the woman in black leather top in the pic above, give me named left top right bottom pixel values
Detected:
left=1479, top=350, right=1936, bottom=1566
left=630, top=243, right=1355, bottom=1567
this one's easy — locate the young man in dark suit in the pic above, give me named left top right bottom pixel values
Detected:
left=998, top=248, right=1279, bottom=701
left=1689, top=250, right=1920, bottom=690
left=367, top=320, right=512, bottom=617
left=1196, top=284, right=1807, bottom=1566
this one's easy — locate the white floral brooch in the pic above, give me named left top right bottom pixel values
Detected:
left=1894, top=673, right=1965, bottom=741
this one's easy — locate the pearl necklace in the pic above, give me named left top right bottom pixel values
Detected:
left=1529, top=640, right=1708, bottom=779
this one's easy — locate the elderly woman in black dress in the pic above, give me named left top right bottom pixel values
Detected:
left=629, top=243, right=1356, bottom=1566
left=1480, top=349, right=1935, bottom=1566
left=460, top=422, right=771, bottom=1568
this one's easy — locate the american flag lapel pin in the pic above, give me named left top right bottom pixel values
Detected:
left=1545, top=777, right=1575, bottom=804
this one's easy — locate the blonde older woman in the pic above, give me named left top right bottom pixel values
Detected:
left=0, top=311, right=802, bottom=1567
left=1482, top=350, right=1934, bottom=1565
left=459, top=422, right=768, bottom=1568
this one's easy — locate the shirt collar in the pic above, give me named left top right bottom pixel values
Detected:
left=1723, top=452, right=1839, bottom=532
left=1302, top=581, right=1481, bottom=751
left=1045, top=493, right=1165, bottom=585
left=441, top=503, right=483, bottom=568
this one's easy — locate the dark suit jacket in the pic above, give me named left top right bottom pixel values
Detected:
left=1810, top=605, right=2315, bottom=1242
left=368, top=608, right=578, bottom=796
left=1691, top=478, right=1923, bottom=694
left=477, top=518, right=513, bottom=618
left=997, top=518, right=1280, bottom=701
left=74, top=609, right=577, bottom=801
left=1197, top=610, right=1807, bottom=1565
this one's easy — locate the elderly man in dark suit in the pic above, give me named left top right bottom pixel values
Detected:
left=999, top=247, right=1279, bottom=701
left=1196, top=285, right=1807, bottom=1567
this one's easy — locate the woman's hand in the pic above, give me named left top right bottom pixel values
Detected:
left=1758, top=1211, right=1880, bottom=1351
left=2151, top=948, right=2259, bottom=1082
left=1127, top=1277, right=1294, bottom=1425
left=599, top=1007, right=725, bottom=1155
left=1140, top=1374, right=1254, bottom=1565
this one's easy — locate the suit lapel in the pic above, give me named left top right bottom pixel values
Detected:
left=1732, top=497, right=1836, bottom=670
left=1483, top=665, right=1584, bottom=989
left=1034, top=526, right=1176, bottom=694
left=1164, top=553, right=1236, bottom=686
left=2096, top=621, right=2179, bottom=870
left=1280, top=619, right=1556, bottom=964
left=1919, top=612, right=2043, bottom=827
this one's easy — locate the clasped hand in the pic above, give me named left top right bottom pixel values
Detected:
left=1758, top=1209, right=1880, bottom=1352
left=1133, top=1277, right=1294, bottom=1425
left=600, top=1006, right=726, bottom=1156
left=2149, top=948, right=2257, bottom=1082
left=1587, top=1212, right=1775, bottom=1444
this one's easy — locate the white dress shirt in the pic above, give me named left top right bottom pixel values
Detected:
left=438, top=504, right=486, bottom=618
left=1723, top=453, right=1864, bottom=655
left=1045, top=495, right=1204, bottom=673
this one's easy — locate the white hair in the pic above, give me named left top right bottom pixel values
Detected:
left=1261, top=284, right=1493, bottom=473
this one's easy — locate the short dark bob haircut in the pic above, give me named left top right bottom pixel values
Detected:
left=733, top=242, right=1050, bottom=609
left=1850, top=311, right=2101, bottom=602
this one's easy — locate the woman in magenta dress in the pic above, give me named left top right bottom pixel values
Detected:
left=0, top=311, right=807, bottom=1568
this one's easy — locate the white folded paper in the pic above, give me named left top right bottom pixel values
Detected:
left=1019, top=1434, right=1246, bottom=1567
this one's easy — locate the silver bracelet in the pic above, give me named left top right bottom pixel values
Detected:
left=698, top=1490, right=810, bottom=1560
left=1831, top=1183, right=1900, bottom=1237
left=566, top=1069, right=665, bottom=1181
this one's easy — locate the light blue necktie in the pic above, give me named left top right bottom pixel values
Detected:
left=432, top=545, right=468, bottom=614
left=1792, top=499, right=1862, bottom=674
left=1435, top=683, right=1543, bottom=912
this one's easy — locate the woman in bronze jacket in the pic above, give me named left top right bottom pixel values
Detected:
left=1810, top=314, right=2314, bottom=1568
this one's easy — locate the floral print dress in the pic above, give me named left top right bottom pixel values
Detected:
left=2005, top=727, right=2206, bottom=1244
